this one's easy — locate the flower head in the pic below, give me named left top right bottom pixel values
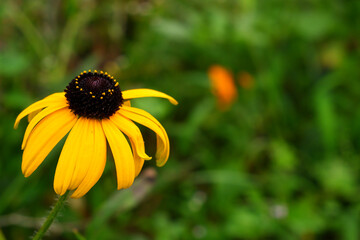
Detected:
left=208, top=65, right=237, bottom=110
left=15, top=70, right=177, bottom=198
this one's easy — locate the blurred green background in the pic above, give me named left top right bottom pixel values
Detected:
left=1, top=0, right=360, bottom=239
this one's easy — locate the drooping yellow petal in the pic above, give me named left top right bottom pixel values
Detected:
left=122, top=89, right=178, bottom=105
left=119, top=106, right=170, bottom=167
left=22, top=108, right=77, bottom=177
left=110, top=112, right=151, bottom=160
left=111, top=110, right=146, bottom=177
left=71, top=119, right=106, bottom=198
left=22, top=98, right=68, bottom=149
left=53, top=118, right=96, bottom=195
left=130, top=141, right=145, bottom=177
left=14, top=92, right=66, bottom=129
left=102, top=119, right=135, bottom=189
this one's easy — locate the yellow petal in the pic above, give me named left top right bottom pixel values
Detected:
left=71, top=119, right=107, bottom=198
left=22, top=108, right=77, bottom=177
left=102, top=119, right=135, bottom=189
left=122, top=89, right=178, bottom=105
left=119, top=106, right=170, bottom=167
left=22, top=98, right=68, bottom=149
left=130, top=141, right=145, bottom=177
left=53, top=118, right=106, bottom=197
left=53, top=118, right=94, bottom=195
left=14, top=92, right=66, bottom=129
left=110, top=112, right=151, bottom=160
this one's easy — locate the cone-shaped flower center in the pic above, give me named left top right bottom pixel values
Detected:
left=65, top=70, right=123, bottom=119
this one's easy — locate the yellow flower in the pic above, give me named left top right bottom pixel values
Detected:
left=14, top=70, right=177, bottom=198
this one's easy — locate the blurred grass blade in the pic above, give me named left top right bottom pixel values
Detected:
left=4, top=1, right=50, bottom=58
left=314, top=85, right=337, bottom=154
left=0, top=229, right=5, bottom=240
left=73, top=229, right=86, bottom=240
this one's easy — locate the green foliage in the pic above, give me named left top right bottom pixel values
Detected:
left=1, top=0, right=360, bottom=239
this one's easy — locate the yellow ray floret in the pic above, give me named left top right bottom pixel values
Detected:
left=122, top=89, right=178, bottom=105
left=119, top=106, right=170, bottom=167
left=54, top=118, right=107, bottom=197
left=14, top=93, right=66, bottom=129
left=22, top=108, right=77, bottom=177
left=22, top=98, right=68, bottom=149
left=71, top=120, right=106, bottom=198
left=130, top=141, right=145, bottom=177
left=102, top=119, right=135, bottom=190
left=110, top=113, right=151, bottom=160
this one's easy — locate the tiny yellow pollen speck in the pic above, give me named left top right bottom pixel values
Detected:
left=115, top=82, right=119, bottom=87
left=102, top=92, right=105, bottom=95
left=89, top=92, right=92, bottom=94
left=105, top=72, right=108, bottom=75
left=88, top=69, right=91, bottom=72
left=83, top=71, right=87, bottom=73
left=76, top=86, right=79, bottom=88
left=92, top=95, right=95, bottom=98
left=100, top=97, right=103, bottom=99
left=111, top=76, right=114, bottom=79
left=108, top=89, right=111, bottom=93
left=77, top=75, right=80, bottom=78
left=100, top=71, right=104, bottom=74
left=94, top=70, right=98, bottom=73
left=80, top=88, right=83, bottom=91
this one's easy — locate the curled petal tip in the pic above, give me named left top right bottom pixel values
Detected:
left=155, top=155, right=168, bottom=167
left=170, top=98, right=178, bottom=105
left=140, top=153, right=152, bottom=160
left=156, top=161, right=166, bottom=167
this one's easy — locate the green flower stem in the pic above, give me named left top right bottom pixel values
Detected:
left=33, top=191, right=70, bottom=240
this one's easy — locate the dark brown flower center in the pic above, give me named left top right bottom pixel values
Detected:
left=65, top=70, right=123, bottom=119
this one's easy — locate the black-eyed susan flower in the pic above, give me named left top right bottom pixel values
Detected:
left=208, top=65, right=237, bottom=110
left=14, top=70, right=177, bottom=198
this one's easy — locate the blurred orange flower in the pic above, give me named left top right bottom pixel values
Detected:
left=208, top=65, right=237, bottom=110
left=238, top=71, right=254, bottom=90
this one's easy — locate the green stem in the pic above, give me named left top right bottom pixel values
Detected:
left=33, top=191, right=70, bottom=240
